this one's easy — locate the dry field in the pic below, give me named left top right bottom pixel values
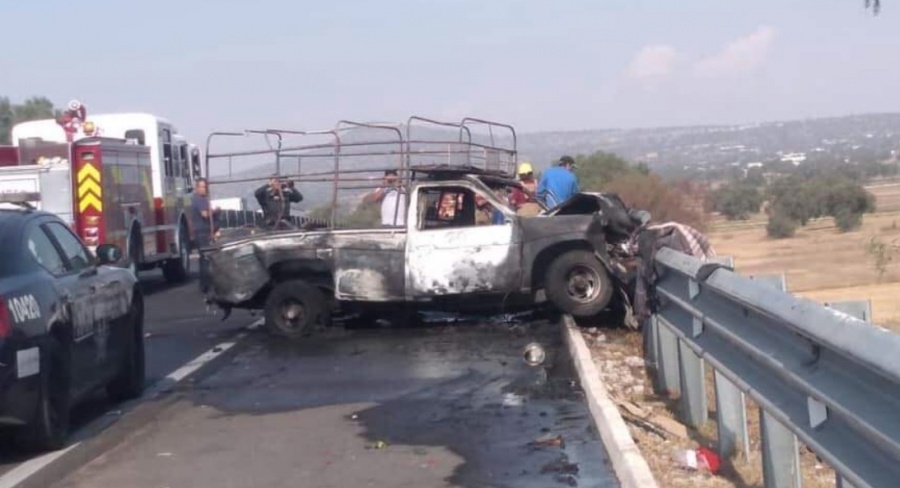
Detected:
left=709, top=182, right=900, bottom=328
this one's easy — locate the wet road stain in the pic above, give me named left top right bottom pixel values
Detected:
left=185, top=314, right=619, bottom=487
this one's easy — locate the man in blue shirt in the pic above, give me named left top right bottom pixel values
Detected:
left=537, top=155, right=580, bottom=208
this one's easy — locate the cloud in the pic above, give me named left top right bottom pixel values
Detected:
left=692, top=26, right=776, bottom=78
left=625, top=44, right=679, bottom=81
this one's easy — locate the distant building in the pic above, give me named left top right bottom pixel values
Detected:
left=780, top=152, right=806, bottom=166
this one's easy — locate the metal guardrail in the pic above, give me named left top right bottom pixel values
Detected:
left=644, top=248, right=900, bottom=488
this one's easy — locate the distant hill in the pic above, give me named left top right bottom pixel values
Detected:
left=207, top=113, right=900, bottom=208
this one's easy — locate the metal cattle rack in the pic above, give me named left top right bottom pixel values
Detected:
left=203, top=116, right=517, bottom=227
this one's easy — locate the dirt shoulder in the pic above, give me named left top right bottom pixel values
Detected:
left=584, top=327, right=838, bottom=488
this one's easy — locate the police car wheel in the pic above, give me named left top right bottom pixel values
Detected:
left=107, top=294, right=146, bottom=402
left=16, top=337, right=71, bottom=452
left=264, top=280, right=325, bottom=339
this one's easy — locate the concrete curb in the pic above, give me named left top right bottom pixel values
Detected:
left=562, top=315, right=659, bottom=488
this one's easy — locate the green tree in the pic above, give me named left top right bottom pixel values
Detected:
left=574, top=151, right=637, bottom=191
left=709, top=183, right=762, bottom=220
left=0, top=96, right=61, bottom=145
left=767, top=208, right=799, bottom=239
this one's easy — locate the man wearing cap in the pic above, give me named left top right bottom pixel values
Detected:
left=510, top=162, right=542, bottom=217
left=537, top=155, right=580, bottom=208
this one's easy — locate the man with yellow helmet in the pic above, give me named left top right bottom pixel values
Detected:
left=510, top=161, right=542, bottom=217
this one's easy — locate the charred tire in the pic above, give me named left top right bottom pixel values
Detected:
left=264, top=280, right=326, bottom=339
left=544, top=250, right=614, bottom=318
left=16, top=337, right=71, bottom=452
left=162, top=224, right=190, bottom=284
left=107, top=292, right=146, bottom=402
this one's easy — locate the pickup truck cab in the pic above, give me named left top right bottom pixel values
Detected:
left=203, top=167, right=642, bottom=338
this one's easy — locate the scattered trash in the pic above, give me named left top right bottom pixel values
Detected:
left=530, top=434, right=566, bottom=449
left=502, top=392, right=524, bottom=407
left=523, top=342, right=546, bottom=366
left=157, top=452, right=173, bottom=457
left=105, top=410, right=123, bottom=417
left=367, top=440, right=389, bottom=450
left=350, top=414, right=359, bottom=420
left=671, top=447, right=720, bottom=474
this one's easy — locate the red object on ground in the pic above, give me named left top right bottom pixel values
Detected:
left=696, top=446, right=721, bottom=474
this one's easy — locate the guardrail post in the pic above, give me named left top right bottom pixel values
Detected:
left=655, top=318, right=681, bottom=396
left=715, top=370, right=750, bottom=462
left=826, top=300, right=871, bottom=488
left=751, top=273, right=801, bottom=488
left=678, top=338, right=707, bottom=427
left=760, top=409, right=802, bottom=488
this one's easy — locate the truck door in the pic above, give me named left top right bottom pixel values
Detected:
left=404, top=184, right=522, bottom=298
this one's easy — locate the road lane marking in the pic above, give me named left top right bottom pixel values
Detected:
left=0, top=318, right=263, bottom=488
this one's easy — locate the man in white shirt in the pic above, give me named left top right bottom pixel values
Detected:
left=364, top=170, right=407, bottom=227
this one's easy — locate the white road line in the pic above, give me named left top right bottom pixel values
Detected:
left=0, top=318, right=263, bottom=488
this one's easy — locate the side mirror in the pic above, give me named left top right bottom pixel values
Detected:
left=96, top=244, right=123, bottom=265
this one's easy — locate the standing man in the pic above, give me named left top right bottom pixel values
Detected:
left=189, top=177, right=214, bottom=294
left=537, top=155, right=580, bottom=208
left=364, top=170, right=407, bottom=227
left=255, top=175, right=303, bottom=229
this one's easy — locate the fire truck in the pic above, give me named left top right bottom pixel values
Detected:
left=0, top=101, right=201, bottom=283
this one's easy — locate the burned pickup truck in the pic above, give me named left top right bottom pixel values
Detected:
left=200, top=117, right=648, bottom=337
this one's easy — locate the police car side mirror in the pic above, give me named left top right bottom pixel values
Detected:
left=96, top=244, right=123, bottom=265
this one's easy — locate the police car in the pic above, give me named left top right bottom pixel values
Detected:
left=0, top=192, right=145, bottom=451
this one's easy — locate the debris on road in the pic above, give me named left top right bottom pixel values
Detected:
left=540, top=454, right=580, bottom=475
left=367, top=440, right=389, bottom=450
left=530, top=433, right=566, bottom=449
left=672, top=447, right=721, bottom=474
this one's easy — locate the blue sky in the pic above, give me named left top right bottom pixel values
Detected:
left=3, top=0, right=899, bottom=144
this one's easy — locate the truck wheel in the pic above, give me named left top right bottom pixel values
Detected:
left=107, top=293, right=146, bottom=402
left=16, top=337, right=71, bottom=452
left=544, top=250, right=614, bottom=318
left=126, top=228, right=142, bottom=279
left=162, top=226, right=190, bottom=284
left=264, top=280, right=326, bottom=339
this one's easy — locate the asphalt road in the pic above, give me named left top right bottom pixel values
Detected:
left=52, top=313, right=620, bottom=487
left=0, top=264, right=258, bottom=476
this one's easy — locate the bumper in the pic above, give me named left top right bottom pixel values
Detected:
left=0, top=344, right=40, bottom=426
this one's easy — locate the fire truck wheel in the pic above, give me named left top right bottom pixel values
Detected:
left=162, top=224, right=190, bottom=284
left=264, top=280, right=326, bottom=339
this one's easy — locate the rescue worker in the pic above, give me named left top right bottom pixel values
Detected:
left=255, top=175, right=303, bottom=229
left=537, top=155, right=580, bottom=208
left=509, top=162, right=542, bottom=217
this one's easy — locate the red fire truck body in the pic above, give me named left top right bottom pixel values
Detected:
left=0, top=104, right=200, bottom=283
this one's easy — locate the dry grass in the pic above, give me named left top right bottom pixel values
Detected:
left=587, top=329, right=838, bottom=488
left=582, top=184, right=900, bottom=487
left=709, top=183, right=900, bottom=327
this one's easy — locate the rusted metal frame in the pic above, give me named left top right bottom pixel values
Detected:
left=335, top=120, right=406, bottom=228
left=244, top=129, right=284, bottom=176
left=459, top=117, right=518, bottom=174
left=204, top=131, right=244, bottom=182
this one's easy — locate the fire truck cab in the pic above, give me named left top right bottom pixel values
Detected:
left=1, top=106, right=200, bottom=283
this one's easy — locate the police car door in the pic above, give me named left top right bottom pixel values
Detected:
left=42, top=221, right=111, bottom=390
